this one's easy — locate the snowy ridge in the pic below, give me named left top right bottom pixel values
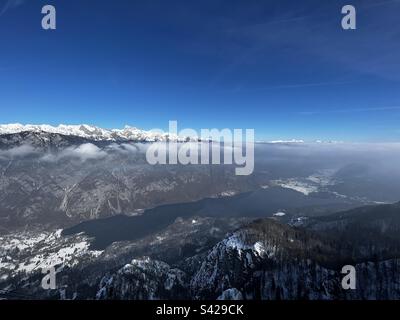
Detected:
left=0, top=230, right=103, bottom=277
left=268, top=139, right=305, bottom=144
left=0, top=123, right=194, bottom=142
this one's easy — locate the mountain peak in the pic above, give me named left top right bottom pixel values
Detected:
left=0, top=123, right=193, bottom=142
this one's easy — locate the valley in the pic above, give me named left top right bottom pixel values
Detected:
left=1, top=129, right=400, bottom=300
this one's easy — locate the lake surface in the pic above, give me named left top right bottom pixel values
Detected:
left=63, top=187, right=359, bottom=249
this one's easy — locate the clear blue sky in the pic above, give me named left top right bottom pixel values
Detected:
left=1, top=0, right=400, bottom=141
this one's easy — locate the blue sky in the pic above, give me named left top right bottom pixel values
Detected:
left=1, top=0, right=400, bottom=141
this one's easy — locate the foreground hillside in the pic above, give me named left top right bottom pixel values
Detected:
left=2, top=202, right=400, bottom=300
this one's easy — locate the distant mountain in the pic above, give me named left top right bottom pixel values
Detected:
left=0, top=127, right=268, bottom=231
left=0, top=123, right=195, bottom=142
left=0, top=154, right=263, bottom=231
left=0, top=127, right=366, bottom=232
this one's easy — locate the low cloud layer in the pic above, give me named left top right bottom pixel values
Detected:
left=0, top=144, right=38, bottom=159
left=1, top=142, right=400, bottom=175
left=41, top=143, right=108, bottom=162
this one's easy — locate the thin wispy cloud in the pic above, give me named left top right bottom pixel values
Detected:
left=363, top=0, right=400, bottom=9
left=299, top=106, right=400, bottom=115
left=0, top=0, right=25, bottom=16
left=243, top=80, right=353, bottom=92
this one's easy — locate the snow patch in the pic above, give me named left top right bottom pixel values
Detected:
left=217, top=288, right=244, bottom=300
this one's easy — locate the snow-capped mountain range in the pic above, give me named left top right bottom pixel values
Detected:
left=0, top=123, right=192, bottom=142
left=0, top=124, right=342, bottom=144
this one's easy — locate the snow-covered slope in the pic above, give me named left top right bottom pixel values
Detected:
left=84, top=216, right=400, bottom=300
left=0, top=123, right=191, bottom=142
left=3, top=212, right=400, bottom=300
